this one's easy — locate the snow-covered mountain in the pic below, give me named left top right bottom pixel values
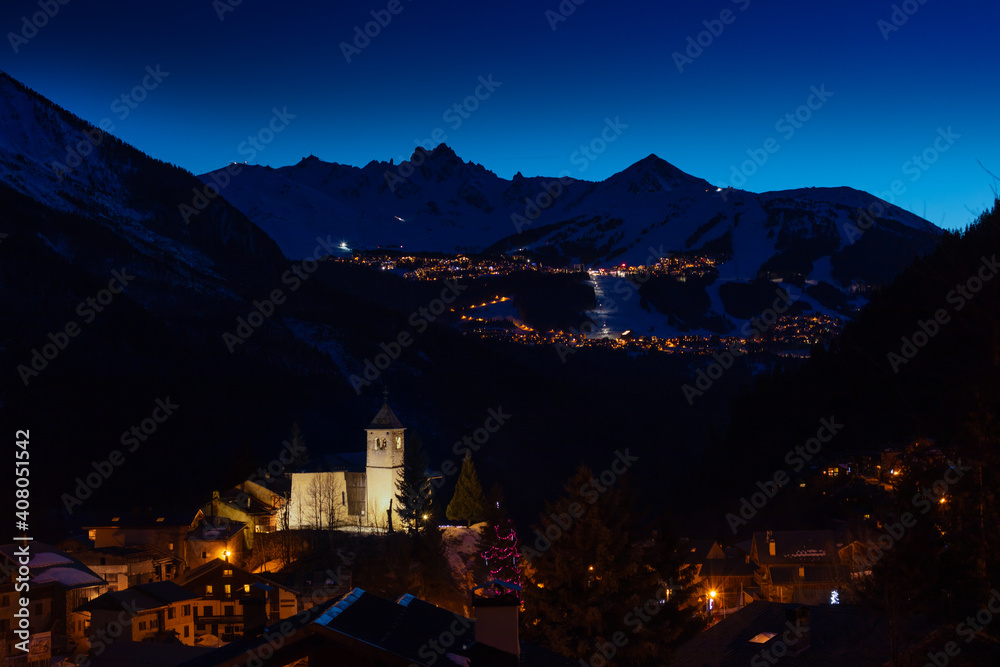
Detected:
left=200, top=145, right=942, bottom=286
left=0, top=72, right=284, bottom=310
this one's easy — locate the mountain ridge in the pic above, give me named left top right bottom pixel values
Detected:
left=199, top=142, right=939, bottom=266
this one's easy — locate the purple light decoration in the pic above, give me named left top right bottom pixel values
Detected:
left=480, top=519, right=522, bottom=600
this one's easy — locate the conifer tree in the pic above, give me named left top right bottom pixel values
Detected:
left=286, top=422, right=309, bottom=469
left=446, top=451, right=488, bottom=526
left=395, top=433, right=432, bottom=531
left=480, top=518, right=522, bottom=597
left=521, top=464, right=700, bottom=666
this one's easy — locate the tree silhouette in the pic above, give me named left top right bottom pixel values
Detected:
left=521, top=464, right=701, bottom=666
left=446, top=451, right=487, bottom=526
left=395, top=432, right=432, bottom=531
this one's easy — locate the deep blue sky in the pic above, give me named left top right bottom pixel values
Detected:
left=2, top=0, right=996, bottom=229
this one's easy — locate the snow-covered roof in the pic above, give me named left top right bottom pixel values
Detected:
left=0, top=542, right=105, bottom=590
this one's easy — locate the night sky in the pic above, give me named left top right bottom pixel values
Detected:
left=1, top=0, right=997, bottom=230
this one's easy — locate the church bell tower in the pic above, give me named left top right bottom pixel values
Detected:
left=365, top=391, right=405, bottom=529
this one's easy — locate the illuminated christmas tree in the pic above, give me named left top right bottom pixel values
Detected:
left=480, top=519, right=522, bottom=599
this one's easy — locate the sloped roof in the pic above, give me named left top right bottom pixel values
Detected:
left=180, top=588, right=563, bottom=667
left=186, top=518, right=246, bottom=542
left=768, top=564, right=841, bottom=585
left=174, top=558, right=297, bottom=596
left=80, top=508, right=197, bottom=528
left=0, top=542, right=105, bottom=590
left=368, top=402, right=404, bottom=429
left=77, top=580, right=198, bottom=613
left=669, top=601, right=931, bottom=666
left=752, top=531, right=839, bottom=565
left=297, top=452, right=366, bottom=474
left=679, top=538, right=723, bottom=565
left=86, top=641, right=212, bottom=667
left=698, top=558, right=756, bottom=579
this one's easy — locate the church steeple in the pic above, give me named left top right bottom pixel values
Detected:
left=365, top=391, right=405, bottom=529
left=368, top=392, right=404, bottom=430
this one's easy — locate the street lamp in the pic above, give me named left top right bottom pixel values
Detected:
left=223, top=550, right=231, bottom=563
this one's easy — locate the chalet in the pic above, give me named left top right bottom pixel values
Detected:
left=0, top=543, right=108, bottom=660
left=678, top=538, right=756, bottom=614
left=173, top=559, right=298, bottom=643
left=69, top=544, right=179, bottom=591
left=185, top=516, right=250, bottom=570
left=668, top=600, right=1000, bottom=666
left=750, top=531, right=845, bottom=604
left=84, top=510, right=197, bottom=578
left=177, top=587, right=572, bottom=666
left=201, top=479, right=288, bottom=538
left=77, top=580, right=200, bottom=647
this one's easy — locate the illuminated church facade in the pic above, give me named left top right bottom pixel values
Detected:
left=286, top=400, right=406, bottom=530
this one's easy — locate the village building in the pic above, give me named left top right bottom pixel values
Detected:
left=173, top=559, right=299, bottom=643
left=286, top=399, right=407, bottom=531
left=0, top=543, right=108, bottom=661
left=77, top=580, right=200, bottom=647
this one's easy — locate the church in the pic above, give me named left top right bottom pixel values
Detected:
left=286, top=399, right=406, bottom=530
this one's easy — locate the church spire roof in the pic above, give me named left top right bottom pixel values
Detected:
left=368, top=394, right=404, bottom=429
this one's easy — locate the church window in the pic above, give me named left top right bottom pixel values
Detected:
left=395, top=436, right=401, bottom=449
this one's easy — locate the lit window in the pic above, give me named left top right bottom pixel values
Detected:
left=223, top=569, right=233, bottom=577
left=749, top=632, right=777, bottom=644
left=395, top=436, right=401, bottom=449
left=206, top=585, right=213, bottom=594
left=244, top=584, right=250, bottom=593
left=224, top=585, right=231, bottom=595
